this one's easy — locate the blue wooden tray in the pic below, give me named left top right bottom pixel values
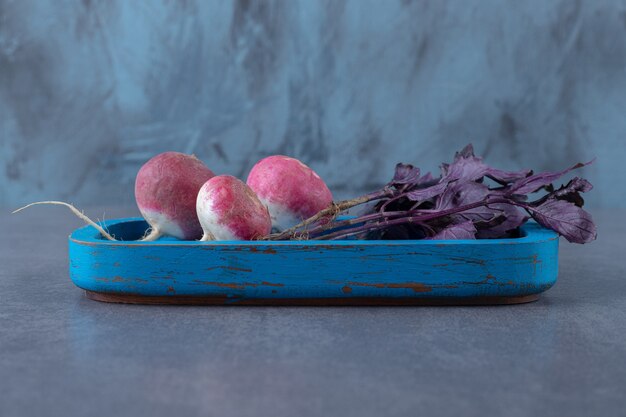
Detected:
left=68, top=218, right=559, bottom=305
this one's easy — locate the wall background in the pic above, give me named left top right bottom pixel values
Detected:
left=1, top=0, right=625, bottom=209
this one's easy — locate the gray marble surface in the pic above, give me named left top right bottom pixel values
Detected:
left=1, top=206, right=625, bottom=417
left=2, top=0, right=626, bottom=208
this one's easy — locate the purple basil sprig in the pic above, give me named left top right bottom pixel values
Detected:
left=267, top=144, right=597, bottom=244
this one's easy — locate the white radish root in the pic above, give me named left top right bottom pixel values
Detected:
left=12, top=201, right=117, bottom=241
left=141, top=227, right=162, bottom=241
left=199, top=230, right=216, bottom=241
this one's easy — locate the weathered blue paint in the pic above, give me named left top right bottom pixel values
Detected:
left=68, top=218, right=559, bottom=304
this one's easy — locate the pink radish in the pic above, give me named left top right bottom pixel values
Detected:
left=246, top=155, right=333, bottom=231
left=135, top=152, right=215, bottom=240
left=196, top=175, right=271, bottom=241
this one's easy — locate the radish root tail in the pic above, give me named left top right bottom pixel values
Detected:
left=12, top=201, right=117, bottom=241
left=141, top=227, right=162, bottom=242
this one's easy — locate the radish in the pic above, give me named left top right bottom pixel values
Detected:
left=135, top=152, right=215, bottom=241
left=196, top=175, right=271, bottom=241
left=12, top=152, right=214, bottom=241
left=246, top=156, right=333, bottom=231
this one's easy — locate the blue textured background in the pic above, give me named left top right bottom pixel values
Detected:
left=1, top=0, right=625, bottom=208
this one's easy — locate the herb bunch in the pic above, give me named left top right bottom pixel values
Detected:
left=268, top=145, right=596, bottom=244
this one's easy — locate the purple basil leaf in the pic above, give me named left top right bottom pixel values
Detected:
left=456, top=205, right=504, bottom=223
left=476, top=204, right=529, bottom=238
left=443, top=144, right=494, bottom=182
left=436, top=181, right=490, bottom=210
left=416, top=172, right=437, bottom=187
left=552, top=177, right=593, bottom=207
left=377, top=224, right=428, bottom=240
left=508, top=160, right=593, bottom=195
left=453, top=181, right=490, bottom=205
left=434, top=177, right=512, bottom=226
left=453, top=199, right=512, bottom=224
left=443, top=144, right=529, bottom=184
left=440, top=162, right=450, bottom=177
left=485, top=167, right=532, bottom=184
left=429, top=221, right=476, bottom=240
left=530, top=177, right=594, bottom=208
left=442, top=153, right=488, bottom=182
left=392, top=163, right=420, bottom=185
left=433, top=178, right=527, bottom=234
left=558, top=192, right=584, bottom=208
left=473, top=212, right=508, bottom=228
left=455, top=143, right=476, bottom=159
left=565, top=177, right=593, bottom=194
left=528, top=199, right=597, bottom=244
left=435, top=184, right=456, bottom=210
left=558, top=177, right=593, bottom=194
left=406, top=181, right=449, bottom=202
